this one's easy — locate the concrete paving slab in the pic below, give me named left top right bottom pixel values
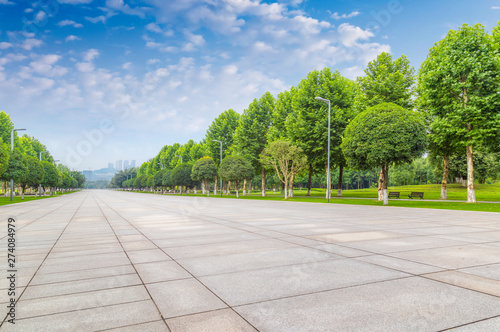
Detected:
left=422, top=270, right=500, bottom=297
left=134, top=260, right=191, bottom=283
left=126, top=248, right=172, bottom=264
left=355, top=254, right=444, bottom=275
left=234, top=277, right=500, bottom=332
left=448, top=316, right=500, bottom=331
left=166, top=308, right=257, bottom=332
left=177, top=246, right=341, bottom=277
left=146, top=278, right=227, bottom=318
left=307, top=230, right=408, bottom=243
left=459, top=263, right=500, bottom=280
left=103, top=320, right=169, bottom=331
left=199, top=259, right=410, bottom=306
left=30, top=265, right=135, bottom=285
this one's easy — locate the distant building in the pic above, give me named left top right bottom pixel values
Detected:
left=123, top=160, right=129, bottom=170
left=108, top=163, right=114, bottom=169
left=131, top=160, right=136, bottom=168
left=116, top=160, right=122, bottom=171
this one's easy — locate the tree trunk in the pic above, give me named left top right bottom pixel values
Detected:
left=441, top=154, right=449, bottom=200
left=261, top=168, right=266, bottom=197
left=243, top=179, right=247, bottom=196
left=284, top=179, right=288, bottom=199
left=466, top=144, right=476, bottom=203
left=337, top=164, right=343, bottom=197
left=381, top=165, right=389, bottom=205
left=214, top=176, right=217, bottom=195
left=206, top=180, right=210, bottom=196
left=201, top=181, right=205, bottom=195
left=325, top=163, right=331, bottom=200
left=227, top=181, right=231, bottom=195
left=306, top=167, right=312, bottom=196
left=235, top=181, right=239, bottom=198
left=289, top=173, right=295, bottom=198
left=21, top=187, right=25, bottom=200
left=377, top=168, right=383, bottom=201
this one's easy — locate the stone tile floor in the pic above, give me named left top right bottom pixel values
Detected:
left=0, top=190, right=499, bottom=331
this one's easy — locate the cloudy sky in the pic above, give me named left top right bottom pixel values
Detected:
left=0, top=0, right=498, bottom=171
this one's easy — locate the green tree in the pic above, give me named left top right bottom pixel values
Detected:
left=267, top=87, right=297, bottom=142
left=41, top=161, right=59, bottom=195
left=341, top=103, right=427, bottom=205
left=171, top=163, right=195, bottom=194
left=19, top=155, right=44, bottom=199
left=219, top=156, right=254, bottom=198
left=2, top=150, right=28, bottom=197
left=134, top=175, right=145, bottom=189
left=0, top=138, right=9, bottom=180
left=357, top=52, right=415, bottom=110
left=162, top=170, right=173, bottom=189
left=233, top=92, right=274, bottom=196
left=0, top=111, right=14, bottom=146
left=418, top=23, right=500, bottom=202
left=154, top=169, right=166, bottom=188
left=260, top=140, right=307, bottom=199
left=191, top=156, right=217, bottom=196
left=205, top=109, right=241, bottom=165
left=146, top=175, right=155, bottom=190
left=286, top=68, right=357, bottom=197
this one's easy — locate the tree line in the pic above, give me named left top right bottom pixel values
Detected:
left=110, top=23, right=500, bottom=205
left=0, top=111, right=85, bottom=198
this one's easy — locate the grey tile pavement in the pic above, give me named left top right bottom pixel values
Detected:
left=0, top=189, right=498, bottom=331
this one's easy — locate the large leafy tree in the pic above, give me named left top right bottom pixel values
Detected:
left=205, top=109, right=240, bottom=165
left=2, top=150, right=28, bottom=196
left=41, top=161, right=59, bottom=194
left=357, top=52, right=415, bottom=110
left=19, top=155, right=44, bottom=199
left=357, top=52, right=416, bottom=200
left=260, top=140, right=307, bottom=199
left=418, top=23, right=500, bottom=203
left=171, top=163, right=196, bottom=194
left=0, top=111, right=14, bottom=146
left=219, top=156, right=254, bottom=198
left=162, top=169, right=173, bottom=188
left=267, top=87, right=296, bottom=142
left=341, top=103, right=427, bottom=205
left=191, top=156, right=217, bottom=196
left=286, top=68, right=357, bottom=197
left=233, top=92, right=274, bottom=196
left=0, top=138, right=9, bottom=180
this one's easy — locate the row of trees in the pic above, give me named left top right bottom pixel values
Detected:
left=0, top=111, right=85, bottom=198
left=110, top=22, right=499, bottom=205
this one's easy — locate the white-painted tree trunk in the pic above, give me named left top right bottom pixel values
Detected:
left=377, top=168, right=383, bottom=201
left=243, top=179, right=247, bottom=196
left=261, top=169, right=266, bottom=197
left=441, top=154, right=449, bottom=200
left=466, top=145, right=476, bottom=203
left=337, top=164, right=343, bottom=197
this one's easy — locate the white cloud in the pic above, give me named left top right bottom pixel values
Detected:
left=76, top=62, right=94, bottom=72
left=185, top=31, right=205, bottom=46
left=35, top=11, right=47, bottom=22
left=22, top=39, right=43, bottom=51
left=292, top=15, right=330, bottom=34
left=337, top=23, right=373, bottom=46
left=65, top=35, right=81, bottom=42
left=492, top=6, right=500, bottom=9
left=0, top=53, right=27, bottom=66
left=254, top=41, right=273, bottom=52
left=58, top=20, right=84, bottom=28
left=146, top=41, right=162, bottom=48
left=342, top=66, right=364, bottom=79
left=145, top=22, right=162, bottom=33
left=122, top=62, right=132, bottom=70
left=0, top=0, right=14, bottom=4
left=29, top=54, right=68, bottom=77
left=0, top=42, right=12, bottom=49
left=83, top=49, right=99, bottom=62
left=105, top=0, right=147, bottom=18
left=24, top=8, right=33, bottom=13
left=331, top=10, right=360, bottom=20
left=147, top=59, right=160, bottom=65
left=85, top=16, right=106, bottom=24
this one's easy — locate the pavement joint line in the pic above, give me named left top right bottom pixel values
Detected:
left=0, top=192, right=89, bottom=328
left=438, top=314, right=500, bottom=331
left=94, top=192, right=262, bottom=332
left=0, top=195, right=83, bottom=240
left=97, top=319, right=166, bottom=332
left=13, top=298, right=152, bottom=322
left=25, top=272, right=138, bottom=288
left=92, top=194, right=173, bottom=332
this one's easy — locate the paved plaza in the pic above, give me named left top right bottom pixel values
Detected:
left=0, top=190, right=499, bottom=331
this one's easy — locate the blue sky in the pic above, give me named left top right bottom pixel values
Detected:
left=0, top=0, right=498, bottom=171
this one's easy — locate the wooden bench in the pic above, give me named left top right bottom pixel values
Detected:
left=408, top=192, right=424, bottom=199
left=388, top=192, right=400, bottom=198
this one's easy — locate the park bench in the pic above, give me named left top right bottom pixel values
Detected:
left=408, top=192, right=424, bottom=199
left=388, top=192, right=400, bottom=198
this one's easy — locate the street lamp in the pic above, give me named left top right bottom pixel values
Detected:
left=175, top=155, right=183, bottom=194
left=315, top=96, right=331, bottom=202
left=10, top=128, right=26, bottom=201
left=158, top=162, right=164, bottom=169
left=213, top=140, right=223, bottom=198
left=38, top=150, right=48, bottom=196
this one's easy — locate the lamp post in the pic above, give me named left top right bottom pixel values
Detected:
left=315, top=96, right=331, bottom=202
left=10, top=128, right=26, bottom=201
left=158, top=162, right=164, bottom=170
left=175, top=155, right=183, bottom=194
left=38, top=150, right=48, bottom=196
left=213, top=140, right=223, bottom=198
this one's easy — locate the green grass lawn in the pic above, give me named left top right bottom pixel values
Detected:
left=157, top=182, right=500, bottom=213
left=0, top=191, right=79, bottom=206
